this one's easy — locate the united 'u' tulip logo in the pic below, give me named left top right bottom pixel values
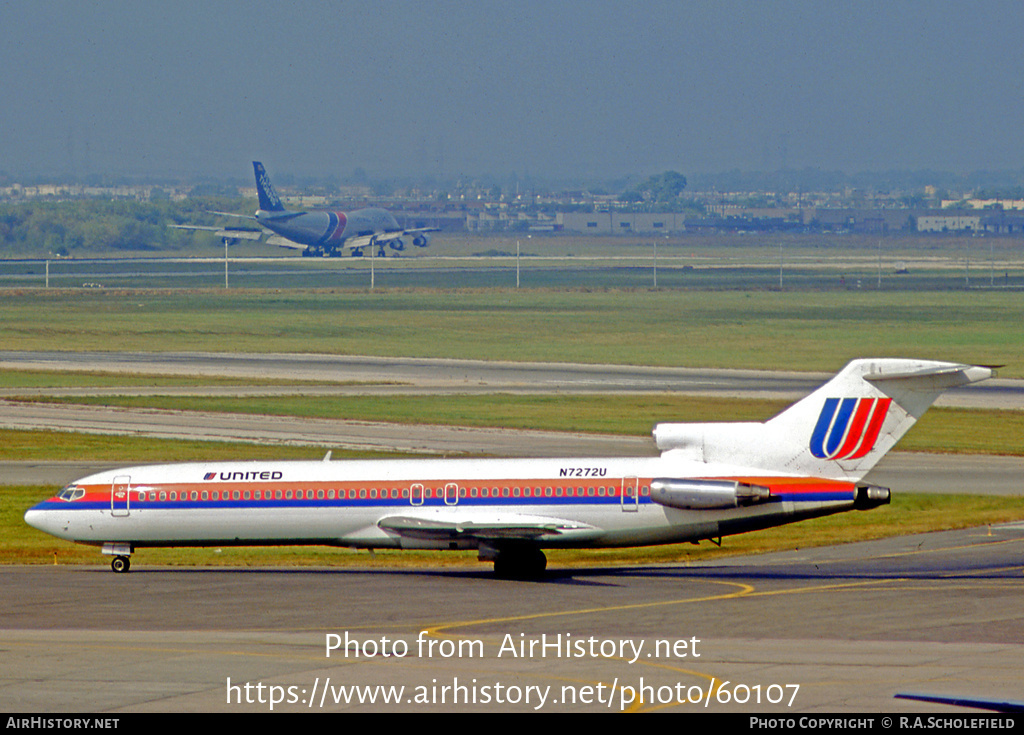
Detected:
left=810, top=397, right=892, bottom=460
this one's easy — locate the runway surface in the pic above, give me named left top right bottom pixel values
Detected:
left=3, top=524, right=1023, bottom=713
left=1, top=350, right=1021, bottom=407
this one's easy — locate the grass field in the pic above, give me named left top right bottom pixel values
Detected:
left=1, top=289, right=1021, bottom=375
left=11, top=394, right=1024, bottom=456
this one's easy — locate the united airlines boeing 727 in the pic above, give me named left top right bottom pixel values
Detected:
left=24, top=358, right=992, bottom=577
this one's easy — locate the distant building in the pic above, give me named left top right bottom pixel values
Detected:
left=941, top=199, right=1024, bottom=211
left=555, top=212, right=686, bottom=234
left=807, top=208, right=921, bottom=233
left=980, top=212, right=1024, bottom=235
left=917, top=214, right=981, bottom=232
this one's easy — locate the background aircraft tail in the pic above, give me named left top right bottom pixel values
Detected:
left=653, top=358, right=994, bottom=480
left=253, top=161, right=285, bottom=212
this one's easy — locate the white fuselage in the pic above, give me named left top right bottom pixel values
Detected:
left=24, top=454, right=859, bottom=553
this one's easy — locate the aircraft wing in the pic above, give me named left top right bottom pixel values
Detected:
left=344, top=234, right=383, bottom=251
left=365, top=227, right=440, bottom=252
left=169, top=225, right=263, bottom=241
left=208, top=211, right=259, bottom=220
left=377, top=511, right=602, bottom=543
left=895, top=693, right=1024, bottom=713
left=266, top=235, right=308, bottom=249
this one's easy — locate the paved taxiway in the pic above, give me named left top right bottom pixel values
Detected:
left=3, top=524, right=1023, bottom=712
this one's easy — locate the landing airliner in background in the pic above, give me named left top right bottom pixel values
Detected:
left=172, top=162, right=437, bottom=258
left=25, top=358, right=992, bottom=577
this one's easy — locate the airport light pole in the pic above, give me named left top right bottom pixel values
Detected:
left=964, top=239, right=969, bottom=289
left=653, top=239, right=657, bottom=288
left=516, top=240, right=520, bottom=288
left=779, top=242, right=784, bottom=290
left=877, top=239, right=882, bottom=290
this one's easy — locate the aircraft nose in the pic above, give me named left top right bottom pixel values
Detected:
left=24, top=505, right=63, bottom=537
left=24, top=506, right=46, bottom=531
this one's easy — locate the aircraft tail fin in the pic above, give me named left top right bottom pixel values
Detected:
left=653, top=359, right=994, bottom=480
left=253, top=161, right=285, bottom=212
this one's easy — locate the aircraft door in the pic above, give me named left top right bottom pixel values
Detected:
left=410, top=483, right=424, bottom=506
left=621, top=477, right=639, bottom=512
left=444, top=483, right=459, bottom=506
left=111, top=475, right=131, bottom=517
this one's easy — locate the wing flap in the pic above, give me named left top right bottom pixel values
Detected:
left=377, top=512, right=601, bottom=543
left=345, top=234, right=379, bottom=250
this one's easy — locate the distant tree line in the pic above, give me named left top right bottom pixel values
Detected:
left=618, top=171, right=691, bottom=212
left=0, top=197, right=248, bottom=255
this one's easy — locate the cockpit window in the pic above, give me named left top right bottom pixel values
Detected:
left=57, top=485, right=86, bottom=502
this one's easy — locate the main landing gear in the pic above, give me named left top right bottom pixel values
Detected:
left=103, top=543, right=133, bottom=573
left=111, top=555, right=131, bottom=574
left=492, top=548, right=547, bottom=580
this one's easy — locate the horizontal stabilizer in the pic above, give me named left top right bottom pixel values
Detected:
left=863, top=362, right=994, bottom=388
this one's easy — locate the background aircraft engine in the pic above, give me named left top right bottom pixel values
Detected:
left=413, top=234, right=430, bottom=247
left=650, top=478, right=772, bottom=510
left=389, top=239, right=405, bottom=251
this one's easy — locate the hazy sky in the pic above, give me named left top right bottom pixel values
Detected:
left=3, top=1, right=1023, bottom=182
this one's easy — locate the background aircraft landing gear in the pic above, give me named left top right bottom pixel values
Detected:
left=493, top=548, right=547, bottom=579
left=111, top=556, right=131, bottom=574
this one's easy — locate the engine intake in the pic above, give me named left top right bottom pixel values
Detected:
left=650, top=478, right=772, bottom=510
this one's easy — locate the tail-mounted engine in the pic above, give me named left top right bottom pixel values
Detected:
left=650, top=478, right=773, bottom=510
